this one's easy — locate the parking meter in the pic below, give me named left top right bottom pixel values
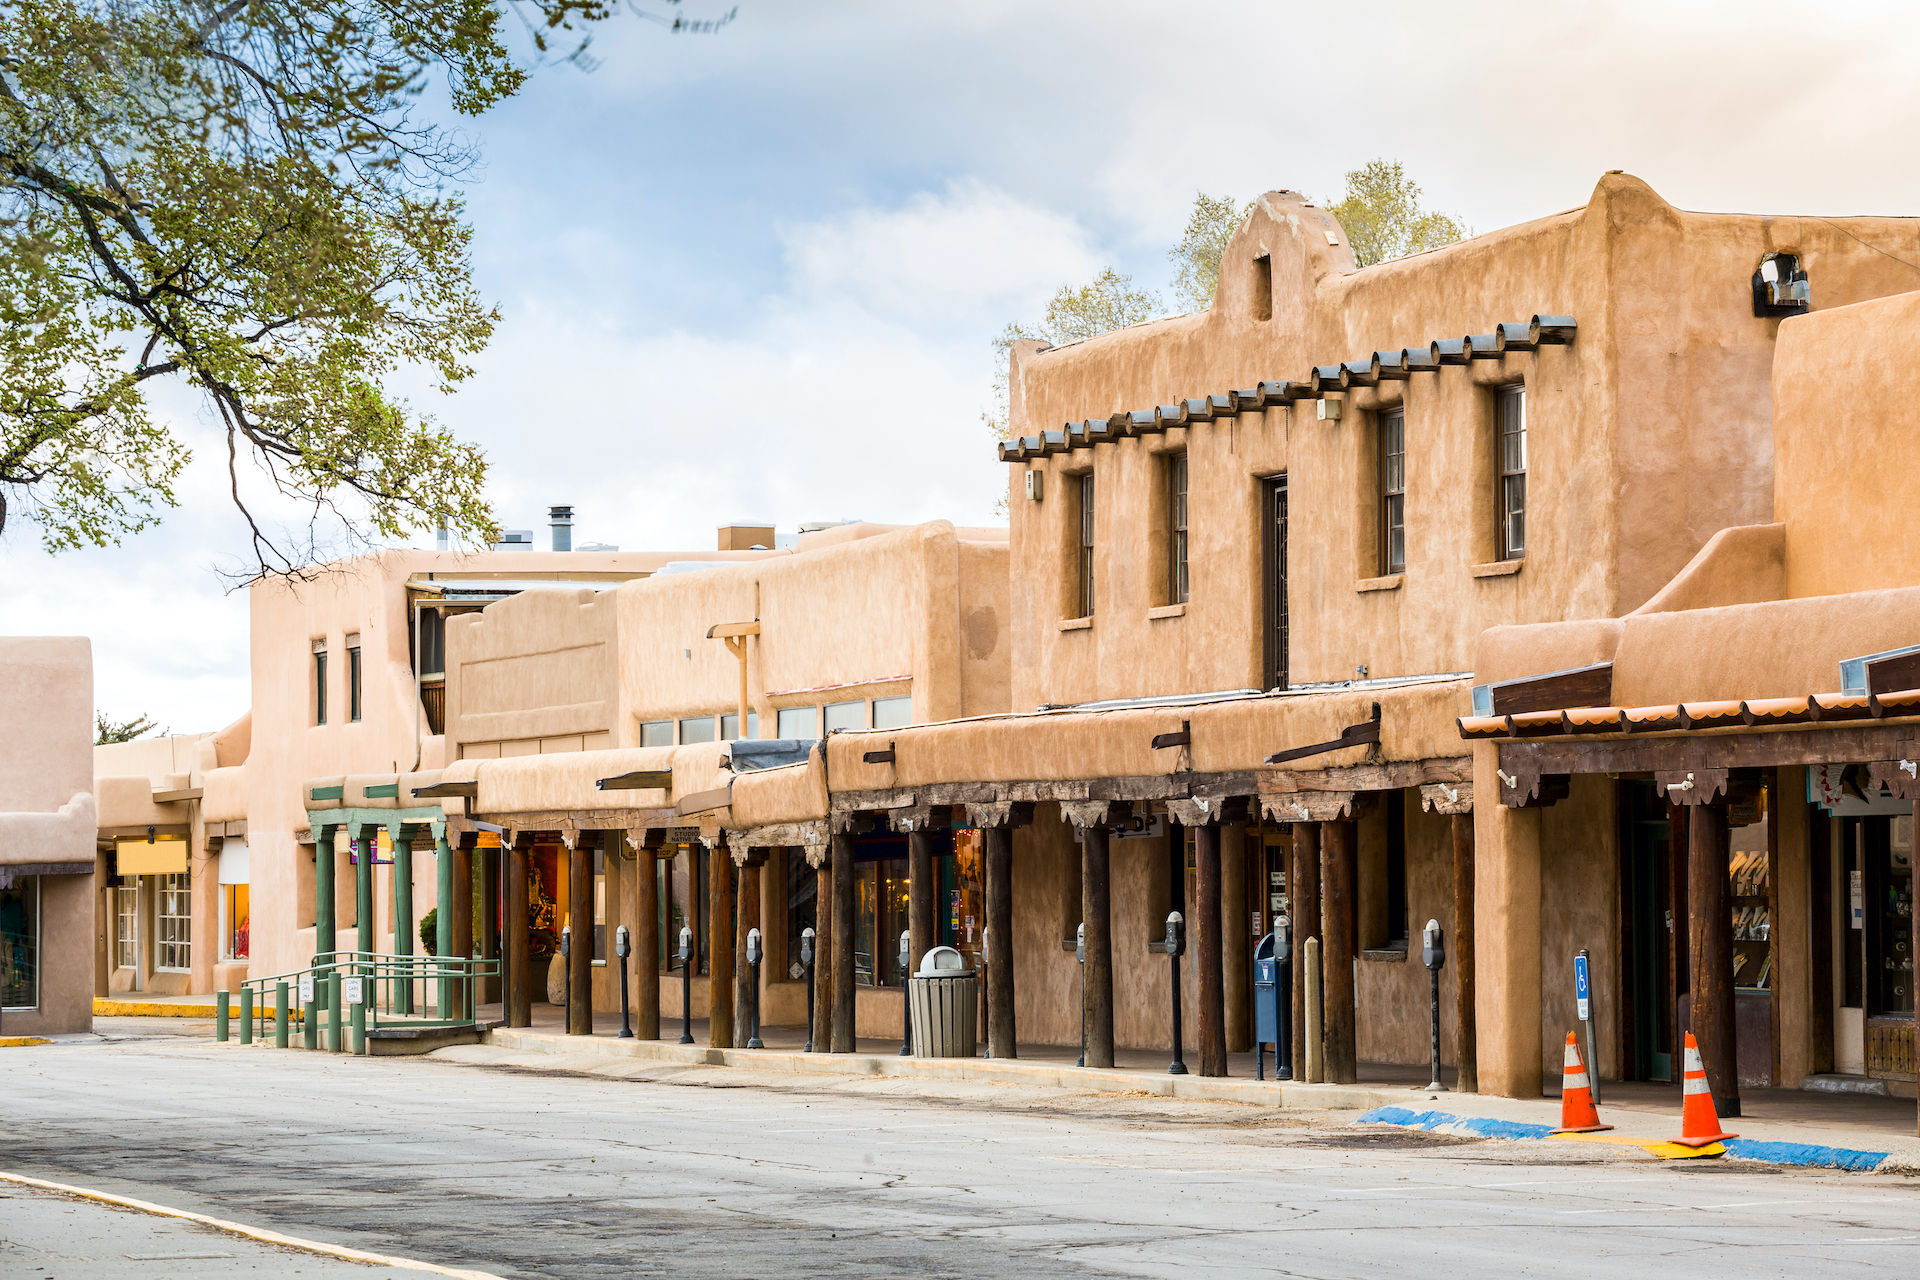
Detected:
left=1422, top=919, right=1447, bottom=1092
left=897, top=929, right=914, bottom=1055
left=676, top=924, right=695, bottom=1045
left=559, top=926, right=571, bottom=1024
left=615, top=925, right=633, bottom=1039
left=800, top=926, right=817, bottom=1052
left=1164, top=911, right=1187, bottom=1076
left=1272, top=916, right=1293, bottom=1081
left=746, top=927, right=764, bottom=1049
left=1075, top=922, right=1087, bottom=1067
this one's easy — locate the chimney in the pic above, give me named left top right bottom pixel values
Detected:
left=435, top=518, right=449, bottom=552
left=549, top=505, right=573, bottom=552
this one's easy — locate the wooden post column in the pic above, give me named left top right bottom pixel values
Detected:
left=1222, top=823, right=1251, bottom=1055
left=814, top=853, right=835, bottom=1053
left=984, top=823, right=1017, bottom=1058
left=1321, top=818, right=1358, bottom=1085
left=507, top=834, right=532, bottom=1028
left=1082, top=818, right=1115, bottom=1070
left=830, top=833, right=856, bottom=1053
left=481, top=839, right=501, bottom=1007
left=1290, top=822, right=1321, bottom=1078
left=1452, top=812, right=1478, bottom=1094
left=567, top=832, right=593, bottom=1036
left=1194, top=820, right=1227, bottom=1076
left=629, top=830, right=661, bottom=1040
left=735, top=848, right=763, bottom=1048
left=709, top=839, right=735, bottom=1049
left=1688, top=803, right=1739, bottom=1117
left=908, top=829, right=936, bottom=976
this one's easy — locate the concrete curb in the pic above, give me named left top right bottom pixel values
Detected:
left=481, top=1028, right=1416, bottom=1110
left=0, top=1036, right=52, bottom=1047
left=1359, top=1105, right=1899, bottom=1172
left=0, top=1170, right=502, bottom=1277
left=94, top=998, right=217, bottom=1018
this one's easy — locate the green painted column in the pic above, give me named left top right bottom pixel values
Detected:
left=314, top=823, right=336, bottom=959
left=238, top=988, right=253, bottom=1045
left=215, top=990, right=230, bottom=1042
left=275, top=982, right=289, bottom=1048
left=351, top=986, right=366, bottom=1054
left=303, top=979, right=319, bottom=1050
left=435, top=834, right=454, bottom=1018
left=327, top=972, right=343, bottom=1052
left=354, top=827, right=374, bottom=958
left=393, top=828, right=414, bottom=1015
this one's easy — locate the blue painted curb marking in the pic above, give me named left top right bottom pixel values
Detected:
left=1359, top=1106, right=1889, bottom=1172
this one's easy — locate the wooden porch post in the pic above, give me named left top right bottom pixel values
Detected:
left=813, top=854, right=835, bottom=1053
left=1290, top=822, right=1321, bottom=1078
left=1452, top=812, right=1478, bottom=1093
left=1195, top=820, right=1227, bottom=1076
left=480, top=839, right=501, bottom=1007
left=1082, top=819, right=1115, bottom=1069
left=735, top=849, right=762, bottom=1047
left=507, top=834, right=531, bottom=1028
left=984, top=823, right=1016, bottom=1058
left=708, top=839, right=735, bottom=1049
left=567, top=832, right=593, bottom=1036
left=629, top=830, right=660, bottom=1040
left=1688, top=803, right=1739, bottom=1117
left=1222, top=822, right=1252, bottom=1055
left=830, top=833, right=856, bottom=1053
left=1321, top=818, right=1358, bottom=1085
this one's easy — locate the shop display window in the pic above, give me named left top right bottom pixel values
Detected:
left=1, top=876, right=37, bottom=1010
left=225, top=884, right=250, bottom=960
left=1730, top=848, right=1772, bottom=992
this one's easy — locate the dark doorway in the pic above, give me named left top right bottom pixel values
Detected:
left=1622, top=780, right=1674, bottom=1081
left=1263, top=476, right=1289, bottom=691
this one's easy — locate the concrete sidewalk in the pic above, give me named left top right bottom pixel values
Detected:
left=463, top=1008, right=1920, bottom=1173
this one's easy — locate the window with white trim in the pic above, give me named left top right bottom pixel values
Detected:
left=116, top=885, right=138, bottom=968
left=156, top=872, right=191, bottom=971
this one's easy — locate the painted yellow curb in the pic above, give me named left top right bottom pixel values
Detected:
left=1550, top=1131, right=1725, bottom=1160
left=93, top=997, right=304, bottom=1022
left=0, top=1171, right=501, bottom=1278
left=0, top=1036, right=51, bottom=1048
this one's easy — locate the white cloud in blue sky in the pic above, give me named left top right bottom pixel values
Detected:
left=9, top=0, right=1920, bottom=730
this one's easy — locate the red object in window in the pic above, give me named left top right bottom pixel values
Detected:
left=233, top=917, right=250, bottom=959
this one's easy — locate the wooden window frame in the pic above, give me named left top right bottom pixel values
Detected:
left=314, top=648, right=328, bottom=726
left=1497, top=384, right=1527, bottom=561
left=1263, top=476, right=1289, bottom=691
left=1169, top=452, right=1189, bottom=605
left=1077, top=472, right=1096, bottom=618
left=1379, top=408, right=1406, bottom=576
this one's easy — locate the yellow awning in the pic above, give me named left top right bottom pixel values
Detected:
left=117, top=837, right=187, bottom=875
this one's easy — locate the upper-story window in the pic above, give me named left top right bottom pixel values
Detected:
left=1077, top=473, right=1096, bottom=618
left=1497, top=385, right=1527, bottom=560
left=1380, top=409, right=1406, bottom=575
left=1169, top=453, right=1189, bottom=604
left=313, top=639, right=329, bottom=725
left=347, top=632, right=363, bottom=722
left=640, top=720, right=674, bottom=748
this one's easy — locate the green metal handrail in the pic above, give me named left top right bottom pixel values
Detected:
left=238, top=950, right=499, bottom=1049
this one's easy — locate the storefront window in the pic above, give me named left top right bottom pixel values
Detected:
left=225, top=884, right=250, bottom=960
left=156, top=872, right=191, bottom=971
left=592, top=847, right=606, bottom=964
left=1874, top=816, right=1913, bottom=1016
left=944, top=832, right=985, bottom=974
left=787, top=851, right=816, bottom=976
left=116, top=884, right=138, bottom=969
left=1, top=876, right=38, bottom=1010
left=853, top=857, right=909, bottom=987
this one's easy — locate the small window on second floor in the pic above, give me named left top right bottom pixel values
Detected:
left=1380, top=409, right=1405, bottom=575
left=776, top=706, right=819, bottom=739
left=719, top=711, right=758, bottom=740
left=872, top=696, right=912, bottom=730
left=313, top=642, right=328, bottom=726
left=640, top=720, right=674, bottom=747
left=1497, top=385, right=1527, bottom=560
left=823, top=700, right=866, bottom=732
left=347, top=634, right=363, bottom=722
left=1077, top=473, right=1096, bottom=618
left=1170, top=452, right=1189, bottom=604
left=678, top=716, right=716, bottom=744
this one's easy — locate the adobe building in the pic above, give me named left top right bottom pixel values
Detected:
left=0, top=637, right=97, bottom=1036
left=1459, top=287, right=1920, bottom=1120
left=340, top=519, right=1011, bottom=1047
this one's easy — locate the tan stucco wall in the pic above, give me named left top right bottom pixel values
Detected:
left=444, top=588, right=619, bottom=757
left=1775, top=289, right=1920, bottom=599
left=1006, top=176, right=1920, bottom=711
left=1, top=637, right=92, bottom=820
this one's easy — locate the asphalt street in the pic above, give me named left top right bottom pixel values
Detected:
left=3, top=1032, right=1918, bottom=1279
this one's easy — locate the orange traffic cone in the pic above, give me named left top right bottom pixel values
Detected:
left=1553, top=1032, right=1612, bottom=1133
left=1672, top=1032, right=1738, bottom=1148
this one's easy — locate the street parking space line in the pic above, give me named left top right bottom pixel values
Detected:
left=0, top=1170, right=503, bottom=1279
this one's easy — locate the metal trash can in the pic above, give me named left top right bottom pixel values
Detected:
left=908, top=945, right=978, bottom=1057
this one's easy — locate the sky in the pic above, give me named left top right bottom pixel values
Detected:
left=8, top=0, right=1920, bottom=733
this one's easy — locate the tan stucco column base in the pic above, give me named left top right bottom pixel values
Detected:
left=1472, top=742, right=1542, bottom=1099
